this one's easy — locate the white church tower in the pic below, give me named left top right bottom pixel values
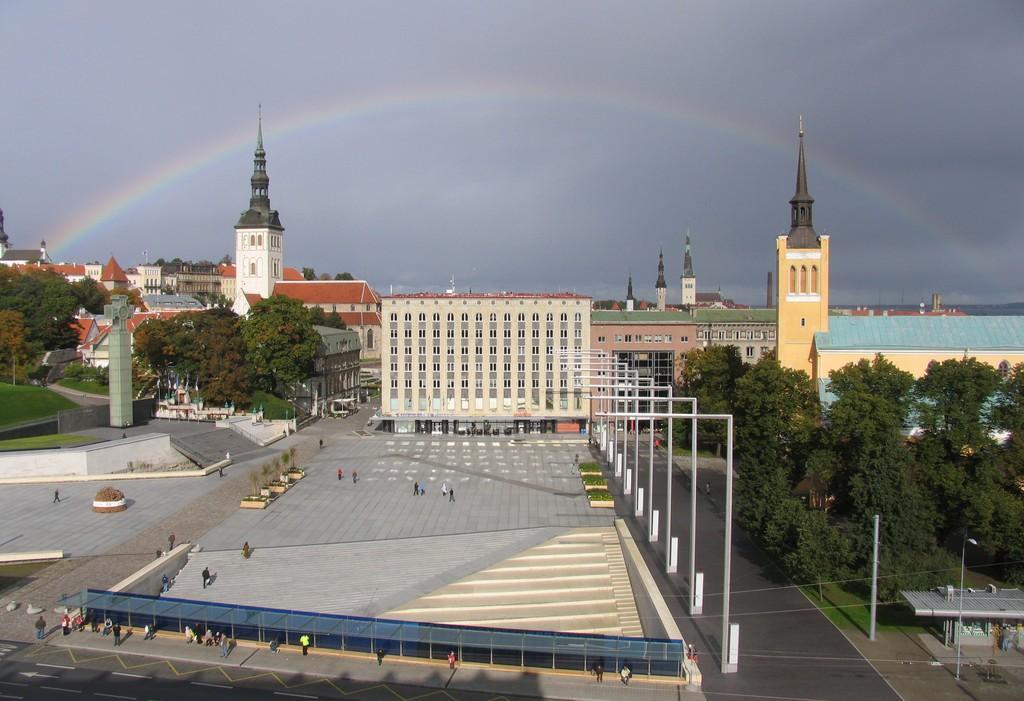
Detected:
left=681, top=233, right=696, bottom=306
left=235, top=109, right=284, bottom=300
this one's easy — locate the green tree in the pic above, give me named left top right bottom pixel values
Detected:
left=302, top=267, right=317, bottom=281
left=309, top=307, right=346, bottom=330
left=334, top=272, right=354, bottom=281
left=677, top=345, right=747, bottom=454
left=0, top=267, right=78, bottom=350
left=186, top=309, right=251, bottom=405
left=733, top=359, right=817, bottom=538
left=241, top=296, right=319, bottom=394
left=69, top=277, right=109, bottom=314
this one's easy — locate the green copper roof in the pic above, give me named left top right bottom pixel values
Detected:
left=591, top=310, right=694, bottom=324
left=690, top=308, right=776, bottom=323
left=815, top=316, right=1024, bottom=351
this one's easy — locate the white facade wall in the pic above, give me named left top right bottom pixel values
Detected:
left=235, top=228, right=282, bottom=298
left=381, top=295, right=591, bottom=421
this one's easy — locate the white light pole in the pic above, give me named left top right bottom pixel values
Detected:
left=955, top=532, right=978, bottom=680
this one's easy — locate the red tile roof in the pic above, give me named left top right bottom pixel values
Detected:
left=283, top=267, right=304, bottom=281
left=101, top=256, right=129, bottom=283
left=273, top=280, right=381, bottom=305
left=219, top=263, right=236, bottom=278
left=384, top=291, right=589, bottom=300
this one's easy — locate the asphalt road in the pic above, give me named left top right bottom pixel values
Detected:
left=612, top=440, right=901, bottom=701
left=0, top=641, right=543, bottom=701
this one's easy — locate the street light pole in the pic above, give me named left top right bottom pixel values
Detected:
left=955, top=532, right=978, bottom=680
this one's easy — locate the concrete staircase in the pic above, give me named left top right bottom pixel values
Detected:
left=386, top=527, right=643, bottom=636
left=170, top=428, right=259, bottom=467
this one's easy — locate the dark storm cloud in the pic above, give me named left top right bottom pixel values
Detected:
left=1, top=0, right=1021, bottom=304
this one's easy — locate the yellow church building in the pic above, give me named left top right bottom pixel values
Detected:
left=775, top=123, right=1024, bottom=382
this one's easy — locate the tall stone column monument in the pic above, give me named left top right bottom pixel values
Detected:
left=105, top=295, right=134, bottom=428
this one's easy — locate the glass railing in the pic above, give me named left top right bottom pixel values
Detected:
left=61, top=589, right=684, bottom=678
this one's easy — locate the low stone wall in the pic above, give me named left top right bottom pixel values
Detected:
left=109, top=543, right=193, bottom=597
left=0, top=434, right=183, bottom=479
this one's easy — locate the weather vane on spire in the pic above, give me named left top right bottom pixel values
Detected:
left=799, top=115, right=804, bottom=137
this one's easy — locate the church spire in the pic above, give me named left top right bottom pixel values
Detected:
left=683, top=232, right=694, bottom=278
left=627, top=272, right=634, bottom=301
left=236, top=108, right=283, bottom=231
left=788, top=116, right=818, bottom=248
left=656, top=248, right=666, bottom=289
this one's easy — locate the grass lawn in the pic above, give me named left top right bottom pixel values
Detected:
left=0, top=434, right=97, bottom=450
left=0, top=382, right=77, bottom=428
left=249, top=390, right=296, bottom=420
left=800, top=581, right=925, bottom=637
left=58, top=378, right=109, bottom=395
left=0, top=561, right=54, bottom=597
left=672, top=446, right=720, bottom=459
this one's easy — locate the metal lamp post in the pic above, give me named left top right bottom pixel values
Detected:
left=955, top=533, right=978, bottom=681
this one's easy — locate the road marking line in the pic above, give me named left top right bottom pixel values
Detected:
left=190, top=682, right=232, bottom=689
left=274, top=693, right=318, bottom=700
left=37, top=663, right=75, bottom=670
left=95, top=694, right=136, bottom=700
left=40, top=687, right=81, bottom=694
left=0, top=693, right=23, bottom=700
left=0, top=682, right=27, bottom=688
left=111, top=673, right=150, bottom=679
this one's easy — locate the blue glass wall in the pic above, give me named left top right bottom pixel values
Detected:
left=62, top=589, right=683, bottom=678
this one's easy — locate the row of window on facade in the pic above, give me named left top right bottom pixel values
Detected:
left=597, top=334, right=685, bottom=344
left=389, top=342, right=583, bottom=357
left=389, top=312, right=583, bottom=322
left=391, top=327, right=584, bottom=340
left=240, top=233, right=282, bottom=251
left=389, top=395, right=583, bottom=412
left=391, top=377, right=579, bottom=390
left=696, top=329, right=776, bottom=341
left=392, top=359, right=579, bottom=373
left=788, top=265, right=820, bottom=294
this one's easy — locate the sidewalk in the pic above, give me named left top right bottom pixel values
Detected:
left=44, top=630, right=701, bottom=700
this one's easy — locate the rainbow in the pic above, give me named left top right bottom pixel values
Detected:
left=47, top=80, right=957, bottom=259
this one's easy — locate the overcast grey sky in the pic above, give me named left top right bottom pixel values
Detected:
left=1, top=1, right=1021, bottom=305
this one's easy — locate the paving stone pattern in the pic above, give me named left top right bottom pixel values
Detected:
left=0, top=433, right=320, bottom=643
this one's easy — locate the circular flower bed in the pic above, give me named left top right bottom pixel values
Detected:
left=92, top=486, right=127, bottom=513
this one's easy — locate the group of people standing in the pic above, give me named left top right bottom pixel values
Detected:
left=413, top=480, right=455, bottom=502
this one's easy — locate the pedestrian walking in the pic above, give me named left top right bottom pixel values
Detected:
left=319, top=439, right=323, bottom=449
left=168, top=533, right=176, bottom=552
left=441, top=482, right=448, bottom=496
left=705, top=481, right=711, bottom=496
left=143, top=624, right=153, bottom=640
left=219, top=465, right=224, bottom=478
left=112, top=623, right=122, bottom=647
left=337, top=467, right=343, bottom=480
left=620, top=663, right=631, bottom=685
left=449, top=487, right=455, bottom=503
left=448, top=650, right=457, bottom=670
left=220, top=635, right=230, bottom=658
left=413, top=481, right=419, bottom=496
left=35, top=615, right=46, bottom=640
left=61, top=613, right=70, bottom=636
left=376, top=647, right=385, bottom=666
left=299, top=633, right=310, bottom=656
left=53, top=489, right=60, bottom=504
left=595, top=661, right=604, bottom=682
left=202, top=566, right=211, bottom=589
left=352, top=470, right=357, bottom=484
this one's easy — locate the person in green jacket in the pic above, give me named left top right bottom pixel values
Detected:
left=299, top=633, right=310, bottom=656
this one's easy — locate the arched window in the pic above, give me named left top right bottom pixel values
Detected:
left=811, top=265, right=818, bottom=293
left=532, top=313, right=539, bottom=321
left=404, top=313, right=412, bottom=321
left=546, top=313, right=553, bottom=322
left=574, top=313, right=582, bottom=322
left=560, top=313, right=567, bottom=322
left=366, top=329, right=374, bottom=350
left=433, top=313, right=440, bottom=321
left=475, top=313, right=482, bottom=321
left=489, top=313, right=497, bottom=321
left=503, top=313, right=511, bottom=321
left=461, top=313, right=468, bottom=321
left=999, top=360, right=1011, bottom=378
left=447, top=313, right=455, bottom=321
left=418, top=313, right=426, bottom=321
left=250, top=234, right=256, bottom=247
left=249, top=261, right=256, bottom=276
left=800, top=266, right=808, bottom=293
left=390, top=313, right=398, bottom=321
left=789, top=266, right=797, bottom=293
left=258, top=234, right=263, bottom=247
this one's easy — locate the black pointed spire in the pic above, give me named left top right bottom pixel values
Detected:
left=656, top=248, right=666, bottom=289
left=788, top=116, right=818, bottom=248
left=682, top=233, right=694, bottom=277
left=627, top=273, right=634, bottom=301
left=236, top=107, right=283, bottom=231
left=0, top=208, right=7, bottom=246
